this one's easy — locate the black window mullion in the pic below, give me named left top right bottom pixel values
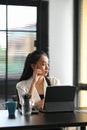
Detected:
left=5, top=4, right=8, bottom=101
left=36, top=1, right=48, bottom=54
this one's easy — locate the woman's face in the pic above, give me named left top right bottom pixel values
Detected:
left=35, top=55, right=49, bottom=76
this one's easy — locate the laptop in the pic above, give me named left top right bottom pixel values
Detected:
left=40, top=86, right=76, bottom=113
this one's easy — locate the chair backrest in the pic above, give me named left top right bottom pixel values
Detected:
left=16, top=89, right=22, bottom=109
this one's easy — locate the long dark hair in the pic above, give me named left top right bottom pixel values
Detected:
left=19, top=50, right=48, bottom=81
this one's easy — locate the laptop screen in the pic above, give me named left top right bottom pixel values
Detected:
left=45, top=86, right=76, bottom=102
left=41, top=86, right=76, bottom=112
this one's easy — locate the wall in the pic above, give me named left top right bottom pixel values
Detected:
left=49, top=0, right=73, bottom=85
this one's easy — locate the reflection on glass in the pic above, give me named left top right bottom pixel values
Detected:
left=0, top=5, right=6, bottom=30
left=0, top=32, right=6, bottom=78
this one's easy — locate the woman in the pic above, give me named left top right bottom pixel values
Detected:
left=16, top=50, right=60, bottom=110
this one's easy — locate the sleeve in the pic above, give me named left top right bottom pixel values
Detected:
left=16, top=79, right=41, bottom=105
left=16, top=81, right=29, bottom=105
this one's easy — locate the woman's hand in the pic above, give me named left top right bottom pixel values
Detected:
left=28, top=65, right=44, bottom=100
left=34, top=99, right=44, bottom=110
left=32, top=65, right=43, bottom=85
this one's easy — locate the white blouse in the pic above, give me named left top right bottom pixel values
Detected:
left=16, top=77, right=60, bottom=106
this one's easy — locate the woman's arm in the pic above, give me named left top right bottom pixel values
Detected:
left=28, top=66, right=43, bottom=98
left=34, top=99, right=44, bottom=110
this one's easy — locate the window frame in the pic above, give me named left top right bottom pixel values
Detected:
left=73, top=0, right=87, bottom=107
left=73, top=0, right=87, bottom=88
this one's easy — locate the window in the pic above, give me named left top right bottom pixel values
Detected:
left=0, top=5, right=6, bottom=79
left=74, top=0, right=87, bottom=107
left=0, top=5, right=37, bottom=80
left=0, top=0, right=48, bottom=101
left=79, top=0, right=87, bottom=84
left=78, top=0, right=87, bottom=107
left=8, top=5, right=37, bottom=79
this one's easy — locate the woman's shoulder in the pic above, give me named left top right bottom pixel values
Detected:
left=47, top=76, right=60, bottom=86
left=16, top=80, right=27, bottom=88
left=16, top=78, right=32, bottom=89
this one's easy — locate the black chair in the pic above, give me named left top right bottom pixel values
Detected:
left=12, top=89, right=21, bottom=110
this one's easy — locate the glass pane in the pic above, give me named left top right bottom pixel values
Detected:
left=8, top=6, right=37, bottom=31
left=0, top=32, right=6, bottom=79
left=79, top=0, right=87, bottom=84
left=79, top=0, right=87, bottom=107
left=7, top=5, right=37, bottom=79
left=8, top=31, right=36, bottom=79
left=0, top=5, right=6, bottom=30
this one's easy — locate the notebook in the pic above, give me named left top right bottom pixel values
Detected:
left=40, top=86, right=76, bottom=113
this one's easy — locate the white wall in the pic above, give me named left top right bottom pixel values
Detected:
left=49, top=0, right=73, bottom=85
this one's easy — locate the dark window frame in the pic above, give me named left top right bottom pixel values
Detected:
left=73, top=0, right=80, bottom=86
